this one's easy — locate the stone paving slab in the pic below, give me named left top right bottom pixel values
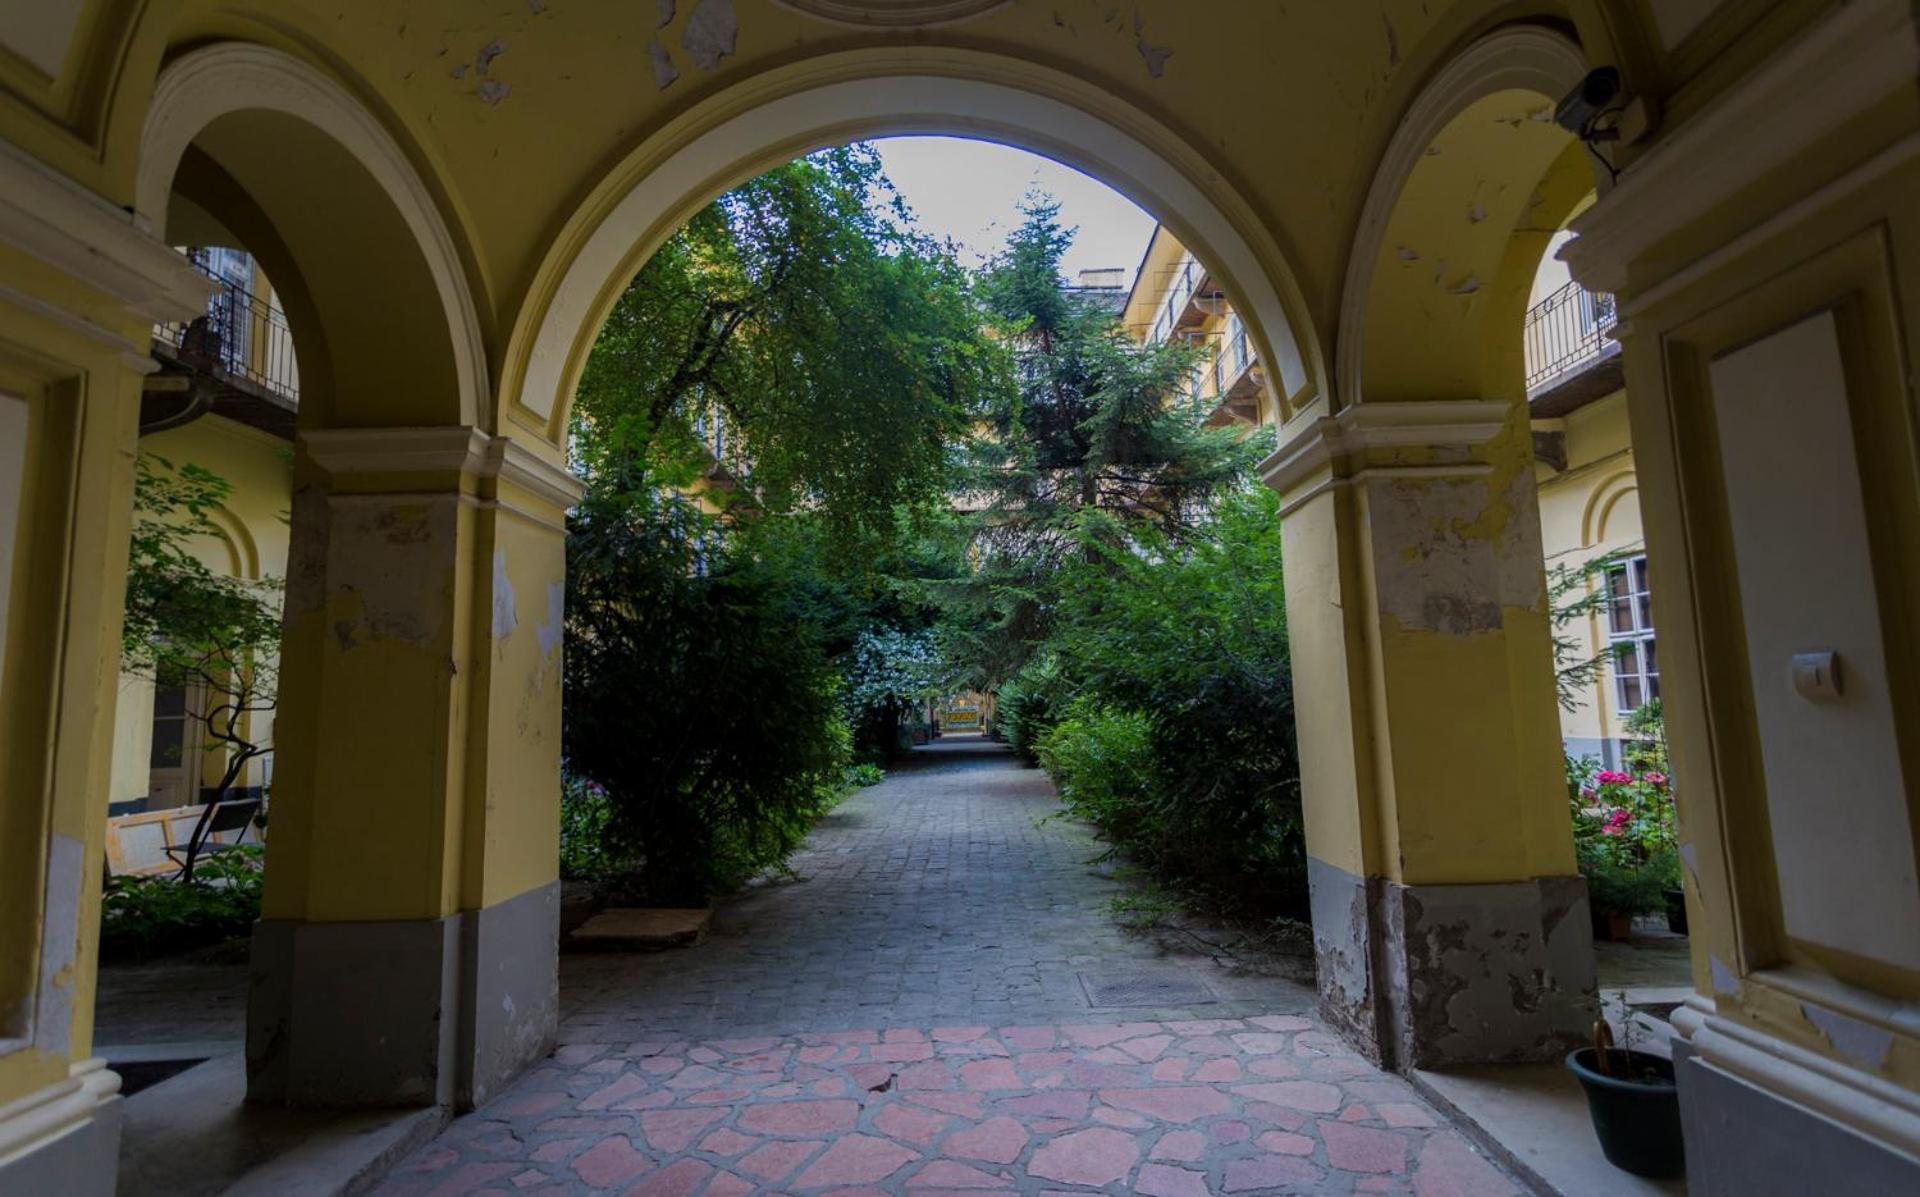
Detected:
left=558, top=740, right=1312, bottom=1045
left=378, top=741, right=1521, bottom=1195
left=373, top=1017, right=1521, bottom=1196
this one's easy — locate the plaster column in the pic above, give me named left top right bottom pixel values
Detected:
left=0, top=142, right=215, bottom=1194
left=247, top=428, right=579, bottom=1110
left=1266, top=399, right=1593, bottom=1070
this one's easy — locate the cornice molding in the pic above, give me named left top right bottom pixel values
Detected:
left=1561, top=0, right=1918, bottom=295
left=1260, top=400, right=1510, bottom=499
left=300, top=426, right=584, bottom=510
left=0, top=138, right=210, bottom=324
left=485, top=436, right=587, bottom=510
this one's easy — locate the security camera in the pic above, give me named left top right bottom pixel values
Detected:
left=1555, top=66, right=1623, bottom=136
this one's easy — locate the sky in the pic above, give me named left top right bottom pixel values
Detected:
left=871, top=136, right=1157, bottom=288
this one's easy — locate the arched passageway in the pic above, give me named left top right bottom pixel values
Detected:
left=3, top=3, right=1916, bottom=1194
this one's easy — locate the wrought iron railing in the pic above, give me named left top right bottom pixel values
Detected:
left=154, top=249, right=299, bottom=403
left=1524, top=279, right=1617, bottom=392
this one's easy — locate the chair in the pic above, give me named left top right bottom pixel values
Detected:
left=166, top=798, right=262, bottom=877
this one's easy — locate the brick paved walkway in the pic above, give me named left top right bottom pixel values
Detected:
left=377, top=738, right=1521, bottom=1195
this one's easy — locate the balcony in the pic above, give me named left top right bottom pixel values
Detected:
left=146, top=249, right=299, bottom=440
left=1148, top=256, right=1229, bottom=344
left=1524, top=279, right=1622, bottom=418
left=1201, top=322, right=1261, bottom=426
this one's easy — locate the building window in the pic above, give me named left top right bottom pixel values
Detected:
left=1607, top=555, right=1657, bottom=711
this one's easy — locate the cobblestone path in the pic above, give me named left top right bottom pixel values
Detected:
left=377, top=737, right=1520, bottom=1196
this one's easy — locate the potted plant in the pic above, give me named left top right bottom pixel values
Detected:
left=1568, top=1021, right=1685, bottom=1178
left=1579, top=848, right=1661, bottom=940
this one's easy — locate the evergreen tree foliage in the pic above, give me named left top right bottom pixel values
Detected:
left=954, top=193, right=1256, bottom=682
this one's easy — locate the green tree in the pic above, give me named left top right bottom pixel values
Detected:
left=122, top=455, right=282, bottom=880
left=572, top=144, right=1009, bottom=557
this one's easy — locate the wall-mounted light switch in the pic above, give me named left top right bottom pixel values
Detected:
left=1791, top=651, right=1842, bottom=701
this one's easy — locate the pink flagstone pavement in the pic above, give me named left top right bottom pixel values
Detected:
left=374, top=1015, right=1521, bottom=1196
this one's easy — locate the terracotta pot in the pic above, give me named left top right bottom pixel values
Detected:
left=1590, top=907, right=1634, bottom=941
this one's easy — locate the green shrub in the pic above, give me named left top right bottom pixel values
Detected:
left=565, top=486, right=853, bottom=905
left=996, top=654, right=1071, bottom=763
left=559, top=774, right=629, bottom=884
left=845, top=762, right=886, bottom=788
left=1036, top=701, right=1155, bottom=842
left=100, top=846, right=264, bottom=961
left=1036, top=487, right=1306, bottom=913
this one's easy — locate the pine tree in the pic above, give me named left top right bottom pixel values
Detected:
left=952, top=193, right=1256, bottom=682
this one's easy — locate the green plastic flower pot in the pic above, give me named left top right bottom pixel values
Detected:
left=1567, top=1047, right=1686, bottom=1179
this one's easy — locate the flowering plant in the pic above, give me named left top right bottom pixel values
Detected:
left=1568, top=705, right=1680, bottom=916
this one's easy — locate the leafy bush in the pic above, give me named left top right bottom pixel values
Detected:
left=845, top=763, right=886, bottom=788
left=1036, top=701, right=1155, bottom=840
left=560, top=774, right=629, bottom=884
left=1038, top=487, right=1306, bottom=913
left=564, top=485, right=853, bottom=905
left=995, top=654, right=1071, bottom=763
left=100, top=846, right=264, bottom=961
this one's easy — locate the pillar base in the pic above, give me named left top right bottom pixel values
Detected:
left=247, top=880, right=558, bottom=1110
left=0, top=1060, right=122, bottom=1197
left=1309, top=857, right=1595, bottom=1069
left=1674, top=1038, right=1920, bottom=1194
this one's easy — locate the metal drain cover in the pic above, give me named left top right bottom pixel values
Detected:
left=1078, top=971, right=1218, bottom=1008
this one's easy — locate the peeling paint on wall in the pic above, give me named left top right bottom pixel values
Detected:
left=1801, top=1002, right=1893, bottom=1069
left=650, top=41, right=680, bottom=90
left=657, top=0, right=677, bottom=26
left=682, top=0, right=737, bottom=71
left=329, top=499, right=457, bottom=648
left=1369, top=481, right=1505, bottom=635
left=33, top=834, right=83, bottom=1053
left=537, top=581, right=565, bottom=659
left=1708, top=953, right=1741, bottom=996
left=493, top=549, right=519, bottom=639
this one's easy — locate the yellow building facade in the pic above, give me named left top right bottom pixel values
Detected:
left=1, top=3, right=1916, bottom=1193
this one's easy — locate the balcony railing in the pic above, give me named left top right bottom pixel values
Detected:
left=154, top=249, right=299, bottom=403
left=1524, top=279, right=1617, bottom=392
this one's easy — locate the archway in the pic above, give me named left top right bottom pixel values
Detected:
left=498, top=49, right=1325, bottom=447
left=126, top=44, right=572, bottom=1117
left=1257, top=25, right=1608, bottom=1069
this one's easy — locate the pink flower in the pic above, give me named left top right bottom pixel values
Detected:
left=1646, top=772, right=1669, bottom=788
left=1601, top=808, right=1632, bottom=836
left=1596, top=769, right=1633, bottom=786
left=1579, top=786, right=1596, bottom=800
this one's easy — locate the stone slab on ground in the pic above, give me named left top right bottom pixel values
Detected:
left=117, top=1052, right=446, bottom=1197
left=1412, top=1062, right=1687, bottom=1197
left=569, top=908, right=713, bottom=951
left=375, top=1016, right=1525, bottom=1196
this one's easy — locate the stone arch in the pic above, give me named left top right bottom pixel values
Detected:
left=499, top=48, right=1325, bottom=445
left=136, top=43, right=488, bottom=431
left=1337, top=25, right=1596, bottom=409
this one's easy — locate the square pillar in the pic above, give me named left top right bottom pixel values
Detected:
left=247, top=428, right=579, bottom=1109
left=1266, top=399, right=1594, bottom=1069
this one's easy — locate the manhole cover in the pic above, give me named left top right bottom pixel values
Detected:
left=1078, top=971, right=1217, bottom=1008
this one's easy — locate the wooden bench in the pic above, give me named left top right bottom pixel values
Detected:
left=104, top=803, right=260, bottom=878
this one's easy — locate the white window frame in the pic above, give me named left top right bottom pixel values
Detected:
left=1606, top=554, right=1658, bottom=712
